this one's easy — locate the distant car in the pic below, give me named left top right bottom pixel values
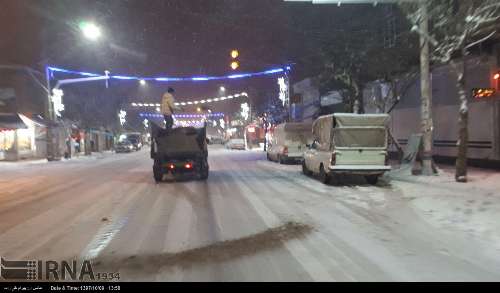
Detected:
left=115, top=140, right=134, bottom=153
left=225, top=138, right=245, bottom=150
left=121, top=133, right=143, bottom=151
left=127, top=137, right=142, bottom=151
left=207, top=135, right=224, bottom=145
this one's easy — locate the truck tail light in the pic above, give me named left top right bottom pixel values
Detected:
left=168, top=164, right=175, bottom=170
left=184, top=163, right=193, bottom=169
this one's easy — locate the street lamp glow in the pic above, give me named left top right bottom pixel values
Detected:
left=230, top=61, right=239, bottom=70
left=79, top=22, right=102, bottom=41
left=139, top=79, right=146, bottom=85
left=197, top=107, right=202, bottom=112
left=219, top=86, right=226, bottom=92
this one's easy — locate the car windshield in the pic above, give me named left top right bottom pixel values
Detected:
left=3, top=0, right=497, bottom=284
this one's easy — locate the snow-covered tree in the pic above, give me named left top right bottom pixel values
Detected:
left=406, top=0, right=500, bottom=182
left=319, top=5, right=419, bottom=114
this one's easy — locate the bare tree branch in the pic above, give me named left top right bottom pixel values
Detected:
left=465, top=30, right=497, bottom=50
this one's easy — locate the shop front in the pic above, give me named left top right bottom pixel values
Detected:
left=0, top=113, right=47, bottom=161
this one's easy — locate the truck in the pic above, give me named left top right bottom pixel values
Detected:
left=302, top=113, right=391, bottom=185
left=150, top=122, right=209, bottom=182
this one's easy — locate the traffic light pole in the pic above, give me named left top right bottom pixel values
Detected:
left=45, top=68, right=110, bottom=161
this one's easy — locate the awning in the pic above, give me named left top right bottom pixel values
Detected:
left=0, top=113, right=28, bottom=131
left=29, top=114, right=48, bottom=127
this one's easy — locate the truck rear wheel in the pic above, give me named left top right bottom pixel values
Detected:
left=365, top=175, right=379, bottom=185
left=198, top=159, right=209, bottom=180
left=153, top=167, right=163, bottom=183
left=153, top=161, right=163, bottom=183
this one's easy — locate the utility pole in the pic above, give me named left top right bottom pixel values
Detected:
left=419, top=0, right=435, bottom=175
left=45, top=65, right=57, bottom=161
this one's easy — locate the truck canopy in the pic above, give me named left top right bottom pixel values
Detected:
left=312, top=113, right=389, bottom=150
left=333, top=113, right=389, bottom=128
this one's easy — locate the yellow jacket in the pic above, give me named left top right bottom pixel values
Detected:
left=161, top=92, right=176, bottom=115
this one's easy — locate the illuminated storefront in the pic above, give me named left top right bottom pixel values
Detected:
left=0, top=113, right=47, bottom=161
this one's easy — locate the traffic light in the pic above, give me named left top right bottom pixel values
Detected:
left=231, top=50, right=239, bottom=59
left=230, top=49, right=239, bottom=70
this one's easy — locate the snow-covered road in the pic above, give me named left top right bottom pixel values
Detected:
left=1, top=146, right=499, bottom=281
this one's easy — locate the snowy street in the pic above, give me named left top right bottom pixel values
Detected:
left=0, top=146, right=499, bottom=281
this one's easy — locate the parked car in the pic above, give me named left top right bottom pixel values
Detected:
left=115, top=140, right=134, bottom=153
left=302, top=113, right=391, bottom=185
left=225, top=138, right=245, bottom=150
left=267, top=122, right=312, bottom=164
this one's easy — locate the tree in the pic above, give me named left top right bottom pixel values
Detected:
left=406, top=0, right=500, bottom=182
left=318, top=5, right=419, bottom=114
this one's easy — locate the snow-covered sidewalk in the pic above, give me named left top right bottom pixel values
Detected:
left=388, top=165, right=500, bottom=252
left=0, top=150, right=117, bottom=169
left=256, top=157, right=500, bottom=253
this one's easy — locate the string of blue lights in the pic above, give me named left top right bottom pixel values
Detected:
left=139, top=113, right=224, bottom=118
left=47, top=65, right=291, bottom=82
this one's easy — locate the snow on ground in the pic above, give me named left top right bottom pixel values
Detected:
left=0, top=151, right=117, bottom=169
left=256, top=156, right=500, bottom=251
left=1, top=146, right=499, bottom=281
left=388, top=166, right=500, bottom=252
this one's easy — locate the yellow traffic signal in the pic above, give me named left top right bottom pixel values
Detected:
left=230, top=61, right=239, bottom=70
left=231, top=50, right=239, bottom=59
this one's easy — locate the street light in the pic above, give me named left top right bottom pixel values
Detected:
left=230, top=61, right=239, bottom=70
left=219, top=86, right=226, bottom=92
left=79, top=21, right=102, bottom=41
left=139, top=79, right=146, bottom=86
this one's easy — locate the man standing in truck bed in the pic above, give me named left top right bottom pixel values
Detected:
left=161, top=87, right=177, bottom=131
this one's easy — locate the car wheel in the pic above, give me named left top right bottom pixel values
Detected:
left=302, top=161, right=312, bottom=176
left=319, top=165, right=330, bottom=184
left=278, top=155, right=285, bottom=164
left=365, top=175, right=379, bottom=185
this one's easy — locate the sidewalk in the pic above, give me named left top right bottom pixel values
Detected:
left=388, top=164, right=500, bottom=251
left=0, top=150, right=117, bottom=168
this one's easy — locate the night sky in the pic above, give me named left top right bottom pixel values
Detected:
left=0, top=0, right=391, bottom=120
